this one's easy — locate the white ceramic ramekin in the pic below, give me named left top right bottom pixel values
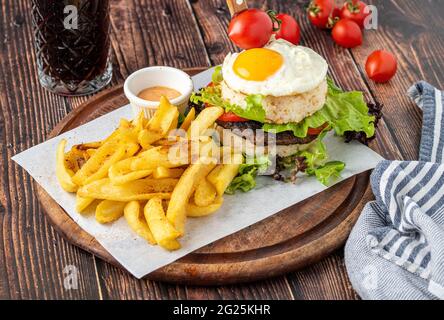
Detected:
left=124, top=66, right=194, bottom=118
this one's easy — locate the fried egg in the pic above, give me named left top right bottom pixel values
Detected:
left=222, top=39, right=328, bottom=97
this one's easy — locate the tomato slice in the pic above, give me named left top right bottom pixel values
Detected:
left=218, top=112, right=249, bottom=122
left=307, top=123, right=329, bottom=135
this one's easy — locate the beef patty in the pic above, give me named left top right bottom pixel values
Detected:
left=216, top=120, right=319, bottom=146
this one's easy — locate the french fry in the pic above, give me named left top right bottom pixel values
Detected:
left=139, top=97, right=179, bottom=147
left=65, top=149, right=83, bottom=173
left=138, top=129, right=160, bottom=150
left=102, top=127, right=125, bottom=145
left=82, top=151, right=91, bottom=161
left=73, top=142, right=102, bottom=150
left=124, top=143, right=140, bottom=157
left=180, top=107, right=195, bottom=131
left=194, top=179, right=217, bottom=207
left=119, top=118, right=132, bottom=129
left=187, top=197, right=224, bottom=217
left=76, top=193, right=95, bottom=213
left=199, top=138, right=220, bottom=159
left=109, top=157, right=153, bottom=185
left=207, top=153, right=243, bottom=196
left=105, top=123, right=141, bottom=147
left=96, top=200, right=126, bottom=224
left=56, top=139, right=78, bottom=193
left=72, top=141, right=127, bottom=186
left=166, top=158, right=217, bottom=235
left=109, top=146, right=187, bottom=184
left=124, top=201, right=156, bottom=244
left=187, top=137, right=219, bottom=164
left=187, top=106, right=224, bottom=139
left=130, top=146, right=188, bottom=171
left=153, top=167, right=185, bottom=179
left=151, top=96, right=179, bottom=132
left=132, top=111, right=148, bottom=132
left=68, top=142, right=102, bottom=164
left=86, top=149, right=97, bottom=158
left=110, top=169, right=153, bottom=185
left=78, top=178, right=177, bottom=202
left=153, top=136, right=182, bottom=147
left=144, top=197, right=181, bottom=251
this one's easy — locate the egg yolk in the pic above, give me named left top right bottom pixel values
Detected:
left=233, top=48, right=283, bottom=81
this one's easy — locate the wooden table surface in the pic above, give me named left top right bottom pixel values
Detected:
left=1, top=0, right=443, bottom=300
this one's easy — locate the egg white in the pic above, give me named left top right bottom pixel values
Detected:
left=222, top=39, right=329, bottom=97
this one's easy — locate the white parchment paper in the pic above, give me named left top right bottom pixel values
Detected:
left=12, top=68, right=384, bottom=279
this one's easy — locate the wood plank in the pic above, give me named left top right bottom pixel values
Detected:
left=351, top=0, right=444, bottom=160
left=0, top=0, right=102, bottom=299
left=109, top=0, right=210, bottom=77
left=98, top=261, right=294, bottom=300
left=185, top=278, right=294, bottom=300
left=190, top=0, right=244, bottom=64
left=287, top=251, right=359, bottom=300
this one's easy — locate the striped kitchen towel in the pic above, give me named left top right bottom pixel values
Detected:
left=345, top=81, right=444, bottom=300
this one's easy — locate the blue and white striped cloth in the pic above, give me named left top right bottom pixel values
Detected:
left=345, top=82, right=444, bottom=300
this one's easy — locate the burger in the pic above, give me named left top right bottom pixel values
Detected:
left=191, top=39, right=381, bottom=192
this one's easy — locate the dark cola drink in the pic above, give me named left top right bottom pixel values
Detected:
left=32, top=0, right=112, bottom=96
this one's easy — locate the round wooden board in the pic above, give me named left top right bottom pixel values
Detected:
left=37, top=67, right=373, bottom=285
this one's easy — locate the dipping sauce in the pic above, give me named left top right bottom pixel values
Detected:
left=138, top=86, right=182, bottom=102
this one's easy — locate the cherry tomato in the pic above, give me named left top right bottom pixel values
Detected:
left=340, top=0, right=370, bottom=29
left=332, top=19, right=363, bottom=48
left=274, top=13, right=301, bottom=45
left=307, top=123, right=328, bottom=135
left=308, top=0, right=334, bottom=29
left=332, top=6, right=342, bottom=19
left=228, top=9, right=274, bottom=49
left=218, top=112, right=249, bottom=122
left=365, top=50, right=398, bottom=83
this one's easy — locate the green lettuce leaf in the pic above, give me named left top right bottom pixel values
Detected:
left=313, top=161, right=346, bottom=186
left=298, top=136, right=345, bottom=186
left=263, top=80, right=376, bottom=138
left=278, top=132, right=346, bottom=186
left=225, top=156, right=271, bottom=194
left=225, top=94, right=266, bottom=122
left=192, top=68, right=267, bottom=121
left=190, top=85, right=231, bottom=109
left=192, top=75, right=375, bottom=140
left=177, top=112, right=185, bottom=127
left=212, top=66, right=223, bottom=84
left=299, top=131, right=329, bottom=171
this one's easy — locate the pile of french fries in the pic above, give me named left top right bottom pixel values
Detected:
left=56, top=97, right=243, bottom=251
